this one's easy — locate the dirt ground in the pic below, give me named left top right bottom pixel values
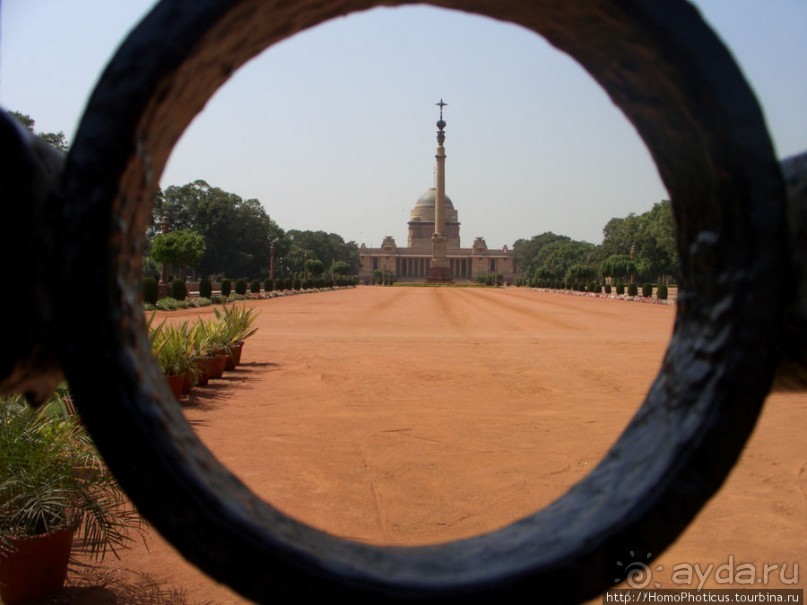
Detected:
left=57, top=287, right=804, bottom=603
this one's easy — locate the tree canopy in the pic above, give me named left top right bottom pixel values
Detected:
left=514, top=200, right=677, bottom=285
left=10, top=110, right=68, bottom=151
left=284, top=230, right=359, bottom=278
left=151, top=180, right=284, bottom=279
left=150, top=230, right=206, bottom=273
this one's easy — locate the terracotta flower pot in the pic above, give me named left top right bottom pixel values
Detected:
left=224, top=342, right=243, bottom=371
left=206, top=354, right=228, bottom=379
left=0, top=528, right=74, bottom=605
left=195, top=359, right=209, bottom=386
left=164, top=373, right=184, bottom=399
left=181, top=372, right=194, bottom=395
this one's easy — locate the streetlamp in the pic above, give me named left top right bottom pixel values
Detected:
left=158, top=214, right=170, bottom=299
left=269, top=237, right=278, bottom=283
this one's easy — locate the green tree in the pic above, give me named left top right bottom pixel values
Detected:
left=287, top=230, right=360, bottom=275
left=513, top=232, right=570, bottom=280
left=600, top=200, right=677, bottom=282
left=9, top=111, right=68, bottom=151
left=513, top=232, right=599, bottom=283
left=330, top=260, right=351, bottom=283
left=150, top=230, right=206, bottom=279
left=600, top=254, right=637, bottom=284
left=564, top=263, right=597, bottom=286
left=153, top=180, right=284, bottom=278
left=304, top=258, right=326, bottom=279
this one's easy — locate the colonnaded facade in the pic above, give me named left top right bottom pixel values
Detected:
left=359, top=101, right=516, bottom=284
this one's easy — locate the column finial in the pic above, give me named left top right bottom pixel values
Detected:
left=436, top=98, right=447, bottom=144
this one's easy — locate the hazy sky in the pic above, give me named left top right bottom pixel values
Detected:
left=2, top=1, right=805, bottom=248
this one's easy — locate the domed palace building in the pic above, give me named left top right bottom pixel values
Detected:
left=359, top=101, right=516, bottom=284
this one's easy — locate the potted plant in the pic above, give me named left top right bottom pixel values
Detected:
left=195, top=317, right=231, bottom=380
left=149, top=317, right=200, bottom=398
left=214, top=304, right=259, bottom=369
left=0, top=388, right=145, bottom=604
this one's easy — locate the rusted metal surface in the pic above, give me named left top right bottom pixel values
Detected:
left=0, top=0, right=800, bottom=602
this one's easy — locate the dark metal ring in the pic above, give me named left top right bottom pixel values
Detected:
left=58, top=1, right=789, bottom=602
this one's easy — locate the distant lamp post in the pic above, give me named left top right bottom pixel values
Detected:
left=158, top=214, right=170, bottom=298
left=269, top=238, right=278, bottom=282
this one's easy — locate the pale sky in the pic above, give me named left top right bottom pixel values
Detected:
left=2, top=1, right=805, bottom=248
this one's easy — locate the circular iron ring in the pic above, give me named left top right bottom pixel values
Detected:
left=59, top=1, right=789, bottom=603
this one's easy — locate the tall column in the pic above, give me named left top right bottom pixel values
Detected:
left=428, top=99, right=452, bottom=283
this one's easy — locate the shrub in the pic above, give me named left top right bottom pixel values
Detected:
left=199, top=278, right=212, bottom=299
left=220, top=279, right=232, bottom=297
left=604, top=283, right=612, bottom=294
left=589, top=283, right=600, bottom=294
left=235, top=279, right=247, bottom=295
left=642, top=283, right=653, bottom=297
left=627, top=283, right=638, bottom=296
left=264, top=279, right=274, bottom=292
left=155, top=297, right=188, bottom=311
left=657, top=284, right=669, bottom=300
left=170, top=278, right=188, bottom=300
left=143, top=276, right=159, bottom=305
left=250, top=279, right=261, bottom=294
left=616, top=283, right=625, bottom=295
left=292, top=278, right=302, bottom=291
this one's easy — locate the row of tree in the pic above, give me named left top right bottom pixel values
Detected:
left=513, top=199, right=677, bottom=286
left=148, top=180, right=359, bottom=282
left=13, top=109, right=675, bottom=286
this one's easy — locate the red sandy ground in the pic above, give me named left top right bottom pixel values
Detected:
left=56, top=287, right=804, bottom=603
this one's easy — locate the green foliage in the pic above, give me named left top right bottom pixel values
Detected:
left=330, top=260, right=351, bottom=278
left=514, top=232, right=599, bottom=284
left=264, top=279, right=275, bottom=292
left=214, top=304, right=259, bottom=345
left=221, top=279, right=232, bottom=297
left=143, top=276, right=159, bottom=305
left=564, top=263, right=597, bottom=285
left=152, top=180, right=284, bottom=278
left=285, top=230, right=359, bottom=278
left=628, top=283, right=639, bottom=296
left=642, top=283, right=653, bottom=297
left=0, top=389, right=144, bottom=559
left=616, top=283, right=625, bottom=295
left=250, top=279, right=261, bottom=294
left=601, top=200, right=677, bottom=282
left=155, top=297, right=187, bottom=311
left=199, top=278, right=212, bottom=299
left=657, top=284, right=669, bottom=300
left=150, top=229, right=206, bottom=270
left=604, top=283, right=612, bottom=294
left=148, top=318, right=198, bottom=376
left=10, top=110, right=69, bottom=151
left=170, top=278, right=188, bottom=300
left=304, top=258, right=326, bottom=279
left=600, top=254, right=636, bottom=282
left=234, top=279, right=247, bottom=295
